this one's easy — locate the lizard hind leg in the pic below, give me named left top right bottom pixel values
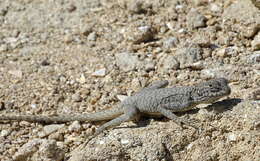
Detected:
left=88, top=105, right=139, bottom=142
left=139, top=80, right=169, bottom=93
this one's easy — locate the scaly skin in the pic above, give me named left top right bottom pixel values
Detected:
left=0, top=78, right=231, bottom=141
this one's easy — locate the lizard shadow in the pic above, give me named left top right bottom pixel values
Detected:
left=115, top=98, right=242, bottom=129
left=113, top=98, right=242, bottom=161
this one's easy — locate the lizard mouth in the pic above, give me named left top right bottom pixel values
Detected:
left=204, top=87, right=231, bottom=103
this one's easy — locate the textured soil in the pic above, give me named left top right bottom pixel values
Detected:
left=0, top=0, right=259, bottom=161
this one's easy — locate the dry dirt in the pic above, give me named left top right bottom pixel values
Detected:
left=0, top=0, right=259, bottom=161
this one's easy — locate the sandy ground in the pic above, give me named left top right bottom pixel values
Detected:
left=0, top=0, right=259, bottom=161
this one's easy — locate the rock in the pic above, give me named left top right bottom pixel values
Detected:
left=128, top=0, right=145, bottom=14
left=91, top=68, right=106, bottom=77
left=192, top=32, right=211, bottom=47
left=78, top=74, right=86, bottom=84
left=246, top=88, right=260, bottom=100
left=71, top=93, right=82, bottom=102
left=49, top=132, right=64, bottom=141
left=187, top=9, right=207, bottom=29
left=40, top=59, right=50, bottom=66
left=8, top=70, right=23, bottom=78
left=30, top=103, right=37, bottom=109
left=245, top=25, right=260, bottom=38
left=178, top=28, right=187, bottom=34
left=13, top=139, right=64, bottom=161
left=87, top=32, right=97, bottom=41
left=247, top=51, right=260, bottom=64
left=175, top=4, right=184, bottom=9
left=68, top=121, right=82, bottom=132
left=39, top=124, right=65, bottom=137
left=202, top=67, right=228, bottom=79
left=159, top=55, right=180, bottom=72
left=216, top=48, right=227, bottom=58
left=1, top=129, right=11, bottom=137
left=163, top=37, right=179, bottom=49
left=144, top=61, right=155, bottom=72
left=120, top=138, right=130, bottom=144
left=223, top=0, right=260, bottom=38
left=0, top=8, right=8, bottom=16
left=125, top=25, right=156, bottom=44
left=210, top=3, right=222, bottom=12
left=193, top=0, right=207, bottom=6
left=215, top=47, right=239, bottom=58
left=252, top=32, right=260, bottom=51
left=227, top=133, right=237, bottom=142
left=69, top=127, right=168, bottom=161
left=175, top=45, right=203, bottom=68
left=189, top=61, right=204, bottom=70
left=0, top=44, right=7, bottom=52
left=67, top=4, right=77, bottom=13
left=64, top=35, right=73, bottom=44
left=81, top=25, right=93, bottom=36
left=115, top=52, right=141, bottom=72
left=200, top=65, right=245, bottom=81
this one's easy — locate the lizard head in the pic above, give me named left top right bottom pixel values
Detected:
left=191, top=78, right=231, bottom=104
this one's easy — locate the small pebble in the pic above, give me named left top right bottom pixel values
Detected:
left=160, top=55, right=180, bottom=71
left=187, top=9, right=207, bottom=29
left=120, top=139, right=129, bottom=144
left=144, top=61, right=155, bottom=72
left=67, top=4, right=77, bottom=12
left=163, top=37, right=178, bottom=49
left=115, top=52, right=140, bottom=72
left=71, top=93, right=82, bottom=102
left=0, top=44, right=7, bottom=52
left=228, top=133, right=237, bottom=142
left=78, top=74, right=86, bottom=84
left=64, top=35, right=73, bottom=44
left=91, top=68, right=106, bottom=77
left=40, top=59, right=50, bottom=66
left=252, top=33, right=260, bottom=50
left=128, top=0, right=144, bottom=14
left=30, top=104, right=37, bottom=109
left=210, top=3, right=222, bottom=12
left=39, top=124, right=65, bottom=137
left=8, top=70, right=23, bottom=78
left=1, top=129, right=11, bottom=137
left=247, top=52, right=260, bottom=64
left=68, top=121, right=82, bottom=132
left=87, top=32, right=97, bottom=41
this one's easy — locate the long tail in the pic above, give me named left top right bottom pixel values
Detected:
left=0, top=106, right=123, bottom=123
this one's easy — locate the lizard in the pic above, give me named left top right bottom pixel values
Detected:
left=0, top=78, right=231, bottom=139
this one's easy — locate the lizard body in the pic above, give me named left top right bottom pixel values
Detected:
left=0, top=78, right=231, bottom=137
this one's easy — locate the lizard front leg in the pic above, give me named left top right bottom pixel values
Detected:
left=157, top=104, right=198, bottom=129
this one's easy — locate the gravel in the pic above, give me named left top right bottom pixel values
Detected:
left=0, top=0, right=259, bottom=160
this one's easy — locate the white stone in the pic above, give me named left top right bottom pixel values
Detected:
left=91, top=68, right=106, bottom=77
